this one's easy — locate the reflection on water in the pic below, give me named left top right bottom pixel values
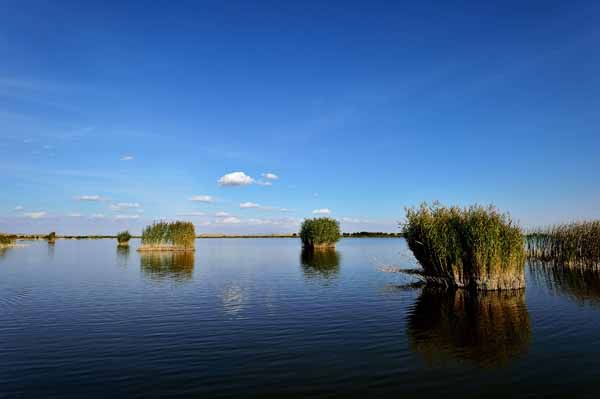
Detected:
left=530, top=262, right=600, bottom=306
left=47, top=241, right=55, bottom=258
left=140, top=251, right=195, bottom=282
left=407, top=288, right=530, bottom=368
left=300, top=247, right=340, bottom=279
left=116, top=246, right=130, bottom=268
left=0, top=246, right=11, bottom=258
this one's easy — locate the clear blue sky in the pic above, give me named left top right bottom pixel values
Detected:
left=1, top=0, right=599, bottom=234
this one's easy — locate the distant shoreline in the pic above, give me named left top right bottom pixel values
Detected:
left=14, top=233, right=403, bottom=240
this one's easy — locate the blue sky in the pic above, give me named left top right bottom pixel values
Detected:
left=1, top=0, right=600, bottom=234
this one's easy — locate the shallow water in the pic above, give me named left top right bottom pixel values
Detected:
left=1, top=238, right=600, bottom=398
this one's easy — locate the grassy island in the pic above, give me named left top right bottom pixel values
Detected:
left=527, top=221, right=600, bottom=268
left=300, top=217, right=341, bottom=250
left=0, top=233, right=17, bottom=248
left=138, top=221, right=195, bottom=252
left=403, top=203, right=525, bottom=290
left=116, top=230, right=132, bottom=246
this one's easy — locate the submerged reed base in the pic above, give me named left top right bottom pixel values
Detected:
left=137, top=245, right=195, bottom=252
left=403, top=203, right=526, bottom=291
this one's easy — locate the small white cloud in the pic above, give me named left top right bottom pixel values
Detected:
left=67, top=213, right=82, bottom=217
left=189, top=195, right=215, bottom=203
left=312, top=208, right=331, bottom=215
left=256, top=180, right=273, bottom=186
left=75, top=195, right=103, bottom=201
left=262, top=172, right=279, bottom=180
left=14, top=205, right=24, bottom=211
left=218, top=171, right=254, bottom=186
left=215, top=212, right=230, bottom=217
left=220, top=216, right=241, bottom=224
left=90, top=214, right=105, bottom=219
left=176, top=211, right=205, bottom=217
left=120, top=155, right=134, bottom=161
left=341, top=217, right=361, bottom=223
left=23, top=211, right=46, bottom=219
left=240, top=202, right=260, bottom=209
left=114, top=214, right=140, bottom=220
left=110, top=202, right=141, bottom=211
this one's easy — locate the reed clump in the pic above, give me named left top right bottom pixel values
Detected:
left=47, top=232, right=56, bottom=243
left=300, top=217, right=341, bottom=249
left=403, top=203, right=525, bottom=290
left=116, top=230, right=132, bottom=246
left=0, top=233, right=17, bottom=248
left=526, top=221, right=600, bottom=268
left=138, top=221, right=195, bottom=251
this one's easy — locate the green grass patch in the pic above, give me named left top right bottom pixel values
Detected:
left=403, top=202, right=525, bottom=290
left=300, top=217, right=340, bottom=249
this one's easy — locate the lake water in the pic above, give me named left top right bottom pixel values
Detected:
left=1, top=238, right=600, bottom=398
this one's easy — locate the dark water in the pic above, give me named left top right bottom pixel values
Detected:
left=1, top=238, right=600, bottom=398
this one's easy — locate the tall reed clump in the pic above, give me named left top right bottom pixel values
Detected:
left=116, top=230, right=132, bottom=246
left=0, top=233, right=17, bottom=248
left=47, top=232, right=56, bottom=243
left=526, top=221, right=600, bottom=268
left=299, top=217, right=341, bottom=249
left=403, top=203, right=525, bottom=290
left=138, top=221, right=195, bottom=251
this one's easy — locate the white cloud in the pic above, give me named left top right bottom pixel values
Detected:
left=215, top=212, right=230, bottom=217
left=341, top=217, right=362, bottom=223
left=176, top=211, right=205, bottom=217
left=218, top=171, right=254, bottom=186
left=219, top=216, right=241, bottom=224
left=90, top=214, right=105, bottom=219
left=75, top=195, right=103, bottom=201
left=262, top=172, right=279, bottom=180
left=114, top=214, right=140, bottom=220
left=23, top=211, right=46, bottom=219
left=312, top=208, right=331, bottom=215
left=110, top=202, right=141, bottom=211
left=67, top=213, right=82, bottom=217
left=240, top=202, right=260, bottom=209
left=14, top=205, right=24, bottom=211
left=189, top=195, right=215, bottom=203
left=120, top=155, right=134, bottom=161
left=256, top=180, right=273, bottom=186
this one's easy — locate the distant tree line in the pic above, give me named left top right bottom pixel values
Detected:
left=342, top=231, right=403, bottom=238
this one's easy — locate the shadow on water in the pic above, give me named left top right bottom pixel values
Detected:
left=407, top=288, right=530, bottom=368
left=529, top=261, right=600, bottom=306
left=116, top=246, right=130, bottom=268
left=300, top=247, right=340, bottom=280
left=140, top=251, right=195, bottom=282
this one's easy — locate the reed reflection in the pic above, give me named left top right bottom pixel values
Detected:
left=530, top=261, right=600, bottom=306
left=407, top=288, right=530, bottom=368
left=140, top=251, right=195, bottom=282
left=116, top=245, right=130, bottom=268
left=300, top=247, right=340, bottom=279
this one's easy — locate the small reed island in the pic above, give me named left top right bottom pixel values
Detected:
left=0, top=233, right=17, bottom=249
left=47, top=232, right=56, bottom=244
left=402, top=203, right=525, bottom=290
left=138, top=221, right=196, bottom=252
left=116, top=230, right=132, bottom=247
left=300, top=217, right=341, bottom=250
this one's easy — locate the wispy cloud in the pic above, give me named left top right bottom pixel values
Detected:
left=110, top=202, right=141, bottom=211
left=120, top=155, right=134, bottom=161
left=23, top=211, right=47, bottom=219
left=90, top=214, right=105, bottom=219
left=14, top=205, right=24, bottom=211
left=312, top=208, right=331, bottom=215
left=176, top=211, right=205, bottom=217
left=67, top=213, right=82, bottom=217
left=218, top=216, right=242, bottom=224
left=218, top=171, right=254, bottom=186
left=240, top=202, right=260, bottom=209
left=189, top=195, right=215, bottom=203
left=262, top=172, right=278, bottom=180
left=215, top=212, right=230, bottom=217
left=114, top=214, right=140, bottom=220
left=74, top=195, right=104, bottom=201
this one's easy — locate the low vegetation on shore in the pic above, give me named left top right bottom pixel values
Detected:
left=139, top=221, right=195, bottom=251
left=403, top=203, right=525, bottom=290
left=526, top=221, right=600, bottom=268
left=0, top=233, right=17, bottom=248
left=300, top=217, right=341, bottom=249
left=116, top=231, right=132, bottom=246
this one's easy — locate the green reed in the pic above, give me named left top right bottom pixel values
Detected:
left=299, top=217, right=341, bottom=249
left=140, top=221, right=195, bottom=250
left=0, top=233, right=17, bottom=246
left=116, top=230, right=132, bottom=245
left=526, top=221, right=600, bottom=268
left=403, top=202, right=525, bottom=290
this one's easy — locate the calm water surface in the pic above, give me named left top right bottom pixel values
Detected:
left=1, top=238, right=600, bottom=398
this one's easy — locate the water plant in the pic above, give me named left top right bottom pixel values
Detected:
left=47, top=232, right=56, bottom=243
left=408, top=288, right=530, bottom=368
left=526, top=221, right=600, bottom=268
left=139, top=221, right=195, bottom=251
left=116, top=230, right=132, bottom=246
left=0, top=233, right=17, bottom=248
left=299, top=217, right=341, bottom=249
left=403, top=202, right=525, bottom=290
